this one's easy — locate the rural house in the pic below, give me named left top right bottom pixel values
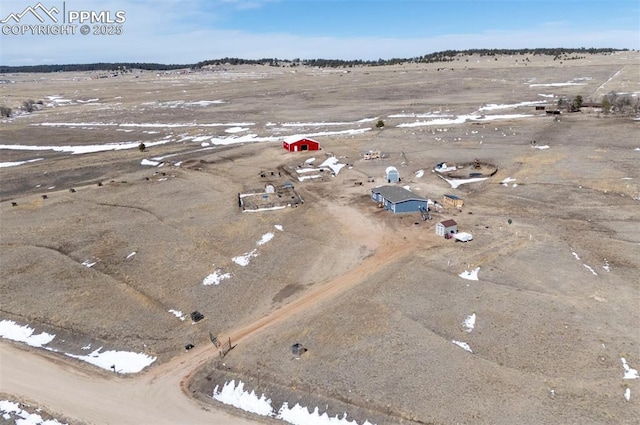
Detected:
left=435, top=219, right=458, bottom=238
left=371, top=186, right=428, bottom=214
left=283, top=137, right=320, bottom=152
left=385, top=166, right=400, bottom=183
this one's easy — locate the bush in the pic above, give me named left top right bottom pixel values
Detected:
left=138, top=143, right=146, bottom=152
left=22, top=99, right=36, bottom=113
left=0, top=105, right=12, bottom=117
left=375, top=119, right=385, bottom=129
left=602, top=91, right=637, bottom=115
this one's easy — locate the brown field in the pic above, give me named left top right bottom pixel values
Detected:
left=1, top=51, right=639, bottom=425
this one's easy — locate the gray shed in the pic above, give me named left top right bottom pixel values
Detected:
left=385, top=166, right=400, bottom=183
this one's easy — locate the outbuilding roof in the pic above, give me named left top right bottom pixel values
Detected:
left=283, top=136, right=320, bottom=144
left=372, top=186, right=426, bottom=204
left=440, top=219, right=458, bottom=227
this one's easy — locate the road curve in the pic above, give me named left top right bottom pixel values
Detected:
left=1, top=233, right=416, bottom=425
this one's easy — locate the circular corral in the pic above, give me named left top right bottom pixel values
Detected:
left=434, top=159, right=498, bottom=179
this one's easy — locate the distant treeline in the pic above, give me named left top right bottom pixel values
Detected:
left=0, top=62, right=189, bottom=73
left=0, top=48, right=627, bottom=73
left=197, top=48, right=626, bottom=68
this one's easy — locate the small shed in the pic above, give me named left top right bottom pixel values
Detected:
left=190, top=311, right=205, bottom=323
left=385, top=166, right=400, bottom=183
left=291, top=343, right=307, bottom=356
left=371, top=186, right=428, bottom=214
left=283, top=137, right=320, bottom=152
left=435, top=219, right=458, bottom=238
left=442, top=194, right=464, bottom=209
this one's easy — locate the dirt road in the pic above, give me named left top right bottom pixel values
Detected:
left=1, top=227, right=415, bottom=424
left=0, top=341, right=261, bottom=425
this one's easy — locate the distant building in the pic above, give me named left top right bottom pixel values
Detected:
left=371, top=186, right=428, bottom=214
left=442, top=194, right=464, bottom=209
left=363, top=150, right=381, bottom=160
left=385, top=166, right=400, bottom=183
left=435, top=219, right=458, bottom=238
left=283, top=137, right=320, bottom=152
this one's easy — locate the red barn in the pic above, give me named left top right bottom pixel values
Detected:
left=282, top=137, right=320, bottom=152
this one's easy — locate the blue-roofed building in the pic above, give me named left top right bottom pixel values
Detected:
left=371, top=186, right=428, bottom=214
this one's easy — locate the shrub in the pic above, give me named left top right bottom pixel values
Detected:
left=375, top=119, right=385, bottom=129
left=0, top=105, right=12, bottom=117
left=22, top=99, right=36, bottom=113
left=602, top=92, right=637, bottom=115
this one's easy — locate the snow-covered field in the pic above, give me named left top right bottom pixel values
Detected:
left=1, top=99, right=549, bottom=169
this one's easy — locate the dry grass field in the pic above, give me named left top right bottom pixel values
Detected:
left=1, top=51, right=639, bottom=425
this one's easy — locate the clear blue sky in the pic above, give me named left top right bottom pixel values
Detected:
left=1, top=0, right=638, bottom=65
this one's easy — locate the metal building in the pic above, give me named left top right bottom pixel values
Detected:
left=371, top=186, right=428, bottom=214
left=282, top=137, right=320, bottom=152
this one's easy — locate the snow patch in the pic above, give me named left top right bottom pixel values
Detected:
left=479, top=101, right=546, bottom=111
left=459, top=267, right=480, bottom=281
left=66, top=347, right=156, bottom=374
left=452, top=340, right=473, bottom=353
left=212, top=380, right=377, bottom=425
left=203, top=269, right=232, bottom=285
left=622, top=358, right=639, bottom=380
left=168, top=309, right=186, bottom=321
left=225, top=127, right=249, bottom=133
left=0, top=158, right=44, bottom=168
left=583, top=264, right=598, bottom=276
left=463, top=313, right=476, bottom=332
left=319, top=156, right=346, bottom=175
left=233, top=249, right=258, bottom=266
left=0, top=320, right=55, bottom=348
left=443, top=177, right=488, bottom=189
left=257, top=233, right=275, bottom=245
left=213, top=380, right=274, bottom=417
left=0, top=400, right=68, bottom=425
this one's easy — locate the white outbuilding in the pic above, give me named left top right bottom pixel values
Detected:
left=385, top=166, right=400, bottom=183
